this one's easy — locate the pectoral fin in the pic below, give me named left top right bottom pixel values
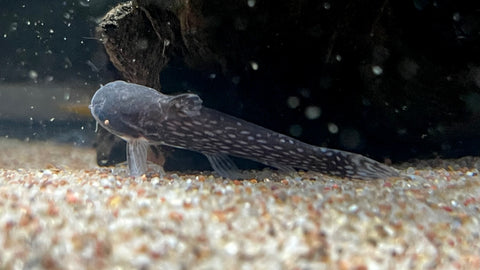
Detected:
left=126, top=138, right=149, bottom=176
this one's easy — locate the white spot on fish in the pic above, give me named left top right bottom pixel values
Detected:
left=236, top=122, right=242, bottom=126
left=257, top=139, right=267, bottom=143
left=240, top=130, right=250, bottom=135
left=297, top=148, right=304, bottom=152
left=172, top=131, right=186, bottom=137
left=193, top=120, right=202, bottom=125
left=273, top=146, right=283, bottom=150
left=279, top=138, right=286, bottom=143
left=209, top=120, right=218, bottom=124
left=238, top=140, right=248, bottom=145
left=176, top=142, right=187, bottom=148
left=256, top=134, right=262, bottom=137
left=204, top=131, right=215, bottom=136
left=261, top=145, right=273, bottom=150
left=247, top=136, right=254, bottom=140
left=227, top=134, right=236, bottom=139
left=232, top=150, right=248, bottom=156
left=288, top=140, right=294, bottom=144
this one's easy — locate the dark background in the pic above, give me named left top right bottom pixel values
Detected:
left=2, top=0, right=480, bottom=167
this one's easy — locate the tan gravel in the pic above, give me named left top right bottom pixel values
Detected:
left=0, top=138, right=479, bottom=269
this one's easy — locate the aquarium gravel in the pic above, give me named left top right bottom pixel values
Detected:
left=0, top=138, right=479, bottom=269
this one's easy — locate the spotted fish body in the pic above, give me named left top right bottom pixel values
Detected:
left=90, top=80, right=399, bottom=179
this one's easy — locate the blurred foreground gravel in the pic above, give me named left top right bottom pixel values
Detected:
left=0, top=138, right=479, bottom=269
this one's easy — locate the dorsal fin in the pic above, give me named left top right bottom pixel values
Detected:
left=168, top=93, right=203, bottom=117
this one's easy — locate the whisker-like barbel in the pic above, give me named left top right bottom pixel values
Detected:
left=90, top=80, right=399, bottom=179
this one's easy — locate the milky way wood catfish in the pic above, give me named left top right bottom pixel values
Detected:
left=89, top=80, right=399, bottom=179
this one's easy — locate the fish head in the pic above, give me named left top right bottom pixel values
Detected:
left=90, top=80, right=163, bottom=140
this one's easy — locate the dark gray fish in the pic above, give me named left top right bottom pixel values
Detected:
left=89, top=80, right=399, bottom=179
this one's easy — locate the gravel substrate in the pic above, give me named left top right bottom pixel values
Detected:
left=0, top=138, right=479, bottom=269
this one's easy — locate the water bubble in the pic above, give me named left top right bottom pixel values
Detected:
left=286, top=96, right=300, bottom=109
left=304, top=106, right=322, bottom=120
left=49, top=29, right=54, bottom=34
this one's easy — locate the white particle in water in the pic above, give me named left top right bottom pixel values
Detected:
left=304, top=106, right=321, bottom=120
left=372, top=65, right=383, bottom=75
left=247, top=0, right=256, bottom=7
left=328, top=123, right=338, bottom=134
left=324, top=2, right=331, bottom=10
left=336, top=54, right=342, bottom=61
left=49, top=29, right=54, bottom=34
left=452, top=12, right=460, bottom=22
left=250, top=61, right=259, bottom=70
left=28, top=70, right=38, bottom=80
left=287, top=96, right=300, bottom=109
left=289, top=124, right=302, bottom=137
